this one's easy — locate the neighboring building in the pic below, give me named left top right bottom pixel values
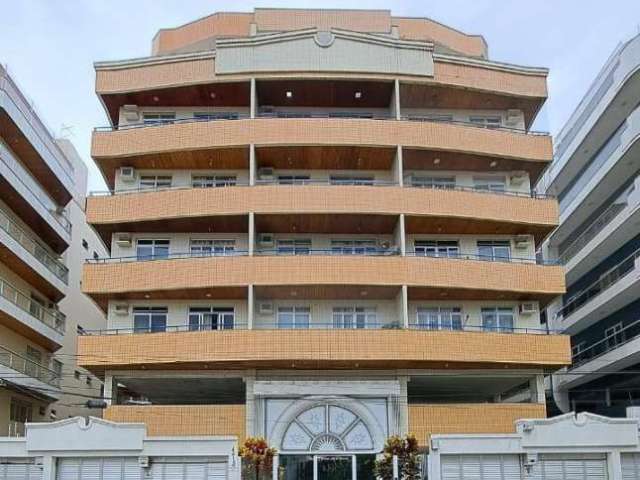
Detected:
left=540, top=33, right=640, bottom=416
left=0, top=65, right=106, bottom=436
left=77, top=8, right=570, bottom=478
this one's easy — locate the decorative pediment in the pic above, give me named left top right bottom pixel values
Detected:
left=216, top=28, right=434, bottom=76
left=26, top=416, right=145, bottom=452
left=517, top=412, right=639, bottom=449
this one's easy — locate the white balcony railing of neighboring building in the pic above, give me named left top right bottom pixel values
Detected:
left=0, top=344, right=60, bottom=387
left=571, top=317, right=640, bottom=368
left=0, top=276, right=65, bottom=333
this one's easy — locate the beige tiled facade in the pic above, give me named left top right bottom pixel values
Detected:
left=86, top=8, right=568, bottom=461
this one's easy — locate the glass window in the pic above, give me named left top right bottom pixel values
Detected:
left=188, top=307, right=235, bottom=331
left=332, top=306, right=376, bottom=329
left=142, top=113, right=175, bottom=125
left=416, top=307, right=463, bottom=330
left=278, top=175, right=310, bottom=185
left=139, top=175, right=172, bottom=189
left=605, top=322, right=625, bottom=349
left=330, top=239, right=378, bottom=255
left=190, top=239, right=235, bottom=256
left=481, top=307, right=514, bottom=332
left=414, top=240, right=460, bottom=258
left=474, top=176, right=507, bottom=192
left=133, top=307, right=168, bottom=333
left=477, top=240, right=511, bottom=262
left=194, top=112, right=239, bottom=121
left=411, top=176, right=456, bottom=189
left=329, top=176, right=375, bottom=186
left=276, top=239, right=311, bottom=255
left=52, top=359, right=63, bottom=378
left=192, top=175, right=237, bottom=188
left=469, top=116, right=502, bottom=128
left=278, top=306, right=310, bottom=329
left=136, top=239, right=170, bottom=260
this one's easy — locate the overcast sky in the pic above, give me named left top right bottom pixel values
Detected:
left=1, top=1, right=640, bottom=192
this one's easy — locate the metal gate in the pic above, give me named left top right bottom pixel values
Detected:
left=441, top=454, right=522, bottom=480
left=622, top=453, right=640, bottom=480
left=0, top=460, right=42, bottom=480
left=529, top=454, right=608, bottom=480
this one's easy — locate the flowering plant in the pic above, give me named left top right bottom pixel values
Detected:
left=239, top=436, right=277, bottom=480
left=374, top=434, right=422, bottom=480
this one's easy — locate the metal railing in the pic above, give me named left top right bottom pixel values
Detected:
left=571, top=317, right=640, bottom=368
left=87, top=250, right=250, bottom=264
left=0, top=344, right=60, bottom=387
left=255, top=248, right=401, bottom=256
left=556, top=246, right=640, bottom=321
left=82, top=321, right=557, bottom=336
left=254, top=178, right=397, bottom=186
left=0, top=208, right=68, bottom=282
left=7, top=420, right=25, bottom=437
left=0, top=277, right=65, bottom=333
left=407, top=251, right=557, bottom=266
left=403, top=182, right=554, bottom=199
left=90, top=181, right=250, bottom=196
left=93, top=111, right=549, bottom=136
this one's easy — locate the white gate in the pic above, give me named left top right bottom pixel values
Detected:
left=622, top=453, right=640, bottom=480
left=441, top=454, right=522, bottom=480
left=529, top=454, right=608, bottom=480
left=0, top=460, right=42, bottom=480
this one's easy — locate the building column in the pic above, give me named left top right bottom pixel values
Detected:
left=247, top=284, right=254, bottom=330
left=393, top=145, right=404, bottom=186
left=245, top=371, right=256, bottom=437
left=394, top=78, right=401, bottom=120
left=530, top=374, right=545, bottom=404
left=399, top=285, right=409, bottom=328
left=608, top=451, right=623, bottom=480
left=249, top=144, right=256, bottom=186
left=248, top=212, right=255, bottom=256
left=250, top=78, right=257, bottom=118
left=103, top=374, right=117, bottom=405
left=41, top=455, right=56, bottom=480
left=398, top=374, right=409, bottom=435
left=395, top=213, right=406, bottom=255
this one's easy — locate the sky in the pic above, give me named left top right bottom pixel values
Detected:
left=1, top=1, right=640, bottom=192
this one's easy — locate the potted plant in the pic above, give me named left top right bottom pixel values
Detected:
left=239, top=436, right=277, bottom=480
left=374, top=434, right=422, bottom=480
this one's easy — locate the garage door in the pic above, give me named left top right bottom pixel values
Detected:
left=0, top=460, right=42, bottom=480
left=622, top=453, right=640, bottom=480
left=441, top=454, right=522, bottom=480
left=56, top=457, right=227, bottom=480
left=529, top=454, right=607, bottom=480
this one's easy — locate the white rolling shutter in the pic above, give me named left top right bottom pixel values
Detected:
left=0, top=461, right=43, bottom=480
left=622, top=453, right=640, bottom=480
left=148, top=458, right=227, bottom=480
left=529, top=454, right=607, bottom=480
left=441, top=454, right=522, bottom=480
left=56, top=458, right=140, bottom=480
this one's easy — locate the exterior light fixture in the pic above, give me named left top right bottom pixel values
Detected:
left=286, top=91, right=293, bottom=98
left=355, top=91, right=362, bottom=99
left=152, top=96, right=159, bottom=102
left=433, top=158, right=441, bottom=165
left=489, top=160, right=498, bottom=167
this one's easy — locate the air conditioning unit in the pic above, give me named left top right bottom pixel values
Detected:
left=258, top=167, right=274, bottom=180
left=514, top=235, right=530, bottom=249
left=120, top=166, right=136, bottom=183
left=519, top=303, right=538, bottom=315
left=510, top=171, right=528, bottom=186
left=259, top=302, right=274, bottom=315
left=505, top=109, right=522, bottom=127
left=115, top=233, right=132, bottom=247
left=138, top=456, right=150, bottom=468
left=258, top=233, right=275, bottom=247
left=122, top=105, right=140, bottom=122
left=114, top=304, right=129, bottom=316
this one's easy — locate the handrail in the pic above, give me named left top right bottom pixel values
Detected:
left=406, top=251, right=557, bottom=266
left=0, top=344, right=60, bottom=387
left=556, top=245, right=640, bottom=320
left=87, top=250, right=250, bottom=264
left=0, top=276, right=66, bottom=333
left=571, top=317, right=640, bottom=369
left=82, top=322, right=557, bottom=336
left=0, top=208, right=68, bottom=282
left=255, top=179, right=397, bottom=186
left=93, top=113, right=550, bottom=136
left=255, top=248, right=401, bottom=256
left=88, top=182, right=554, bottom=200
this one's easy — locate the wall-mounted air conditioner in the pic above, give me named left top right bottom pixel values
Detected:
left=114, top=304, right=130, bottom=316
left=258, top=167, right=274, bottom=180
left=505, top=109, right=522, bottom=127
left=120, top=167, right=136, bottom=183
left=122, top=105, right=140, bottom=122
left=115, top=233, right=132, bottom=247
left=519, top=303, right=537, bottom=315
left=258, top=233, right=274, bottom=247
left=259, top=302, right=274, bottom=315
left=514, top=235, right=530, bottom=249
left=509, top=171, right=528, bottom=186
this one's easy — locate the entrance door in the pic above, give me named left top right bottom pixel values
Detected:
left=315, top=456, right=354, bottom=480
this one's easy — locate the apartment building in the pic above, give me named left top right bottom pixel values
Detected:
left=75, top=8, right=571, bottom=479
left=541, top=33, right=640, bottom=417
left=0, top=65, right=106, bottom=436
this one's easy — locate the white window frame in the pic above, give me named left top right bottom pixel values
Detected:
left=278, top=175, right=311, bottom=185
left=329, top=176, right=375, bottom=186
left=139, top=175, right=172, bottom=189
left=469, top=115, right=502, bottom=128
left=136, top=239, right=170, bottom=260
left=416, top=307, right=463, bottom=330
left=414, top=240, right=460, bottom=258
left=605, top=322, right=625, bottom=349
left=142, top=112, right=176, bottom=125
left=477, top=240, right=511, bottom=262
left=133, top=306, right=168, bottom=333
left=332, top=306, right=376, bottom=329
left=473, top=176, right=507, bottom=192
left=190, top=239, right=236, bottom=256
left=192, top=175, right=237, bottom=188
left=278, top=306, right=311, bottom=329
left=188, top=306, right=235, bottom=331
left=194, top=111, right=239, bottom=121
left=411, top=176, right=456, bottom=189
left=481, top=307, right=514, bottom=332
left=330, top=239, right=378, bottom=255
left=276, top=239, right=312, bottom=255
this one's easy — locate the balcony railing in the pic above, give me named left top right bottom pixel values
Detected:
left=7, top=420, right=25, bottom=437
left=81, top=321, right=557, bottom=336
left=407, top=251, right=556, bottom=266
left=571, top=317, right=640, bottom=368
left=0, top=276, right=65, bottom=333
left=0, top=208, right=68, bottom=282
left=93, top=112, right=549, bottom=136
left=556, top=246, right=640, bottom=321
left=0, top=344, right=60, bottom=387
left=87, top=249, right=250, bottom=264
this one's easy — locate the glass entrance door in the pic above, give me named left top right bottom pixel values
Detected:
left=315, top=455, right=354, bottom=480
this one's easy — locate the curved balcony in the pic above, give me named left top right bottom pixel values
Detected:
left=81, top=253, right=565, bottom=309
left=77, top=326, right=569, bottom=373
left=85, top=184, right=559, bottom=246
left=90, top=116, right=552, bottom=186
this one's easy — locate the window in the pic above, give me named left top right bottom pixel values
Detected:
left=276, top=239, right=311, bottom=255
left=474, top=176, right=507, bottom=192
left=194, top=112, right=239, bottom=121
left=416, top=307, right=463, bottom=330
left=411, top=176, right=456, bottom=189
left=25, top=346, right=42, bottom=378
left=571, top=341, right=586, bottom=357
left=192, top=175, right=237, bottom=188
left=332, top=307, right=376, bottom=329
left=469, top=115, right=502, bottom=128
left=414, top=240, right=460, bottom=258
left=136, top=239, right=170, bottom=260
left=82, top=239, right=88, bottom=250
left=188, top=307, right=235, bottom=331
left=278, top=175, right=310, bottom=185
left=477, top=240, right=511, bottom=262
left=52, top=359, right=63, bottom=379
left=10, top=399, right=32, bottom=435
left=481, top=307, right=514, bottom=332
left=420, top=114, right=454, bottom=122
left=605, top=322, right=625, bottom=349
left=190, top=239, right=235, bottom=256
left=133, top=307, right=168, bottom=333
left=29, top=293, right=45, bottom=320
left=329, top=176, right=375, bottom=186
left=278, top=306, right=310, bottom=329
left=139, top=175, right=172, bottom=189
left=142, top=112, right=175, bottom=125
left=330, top=239, right=378, bottom=255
